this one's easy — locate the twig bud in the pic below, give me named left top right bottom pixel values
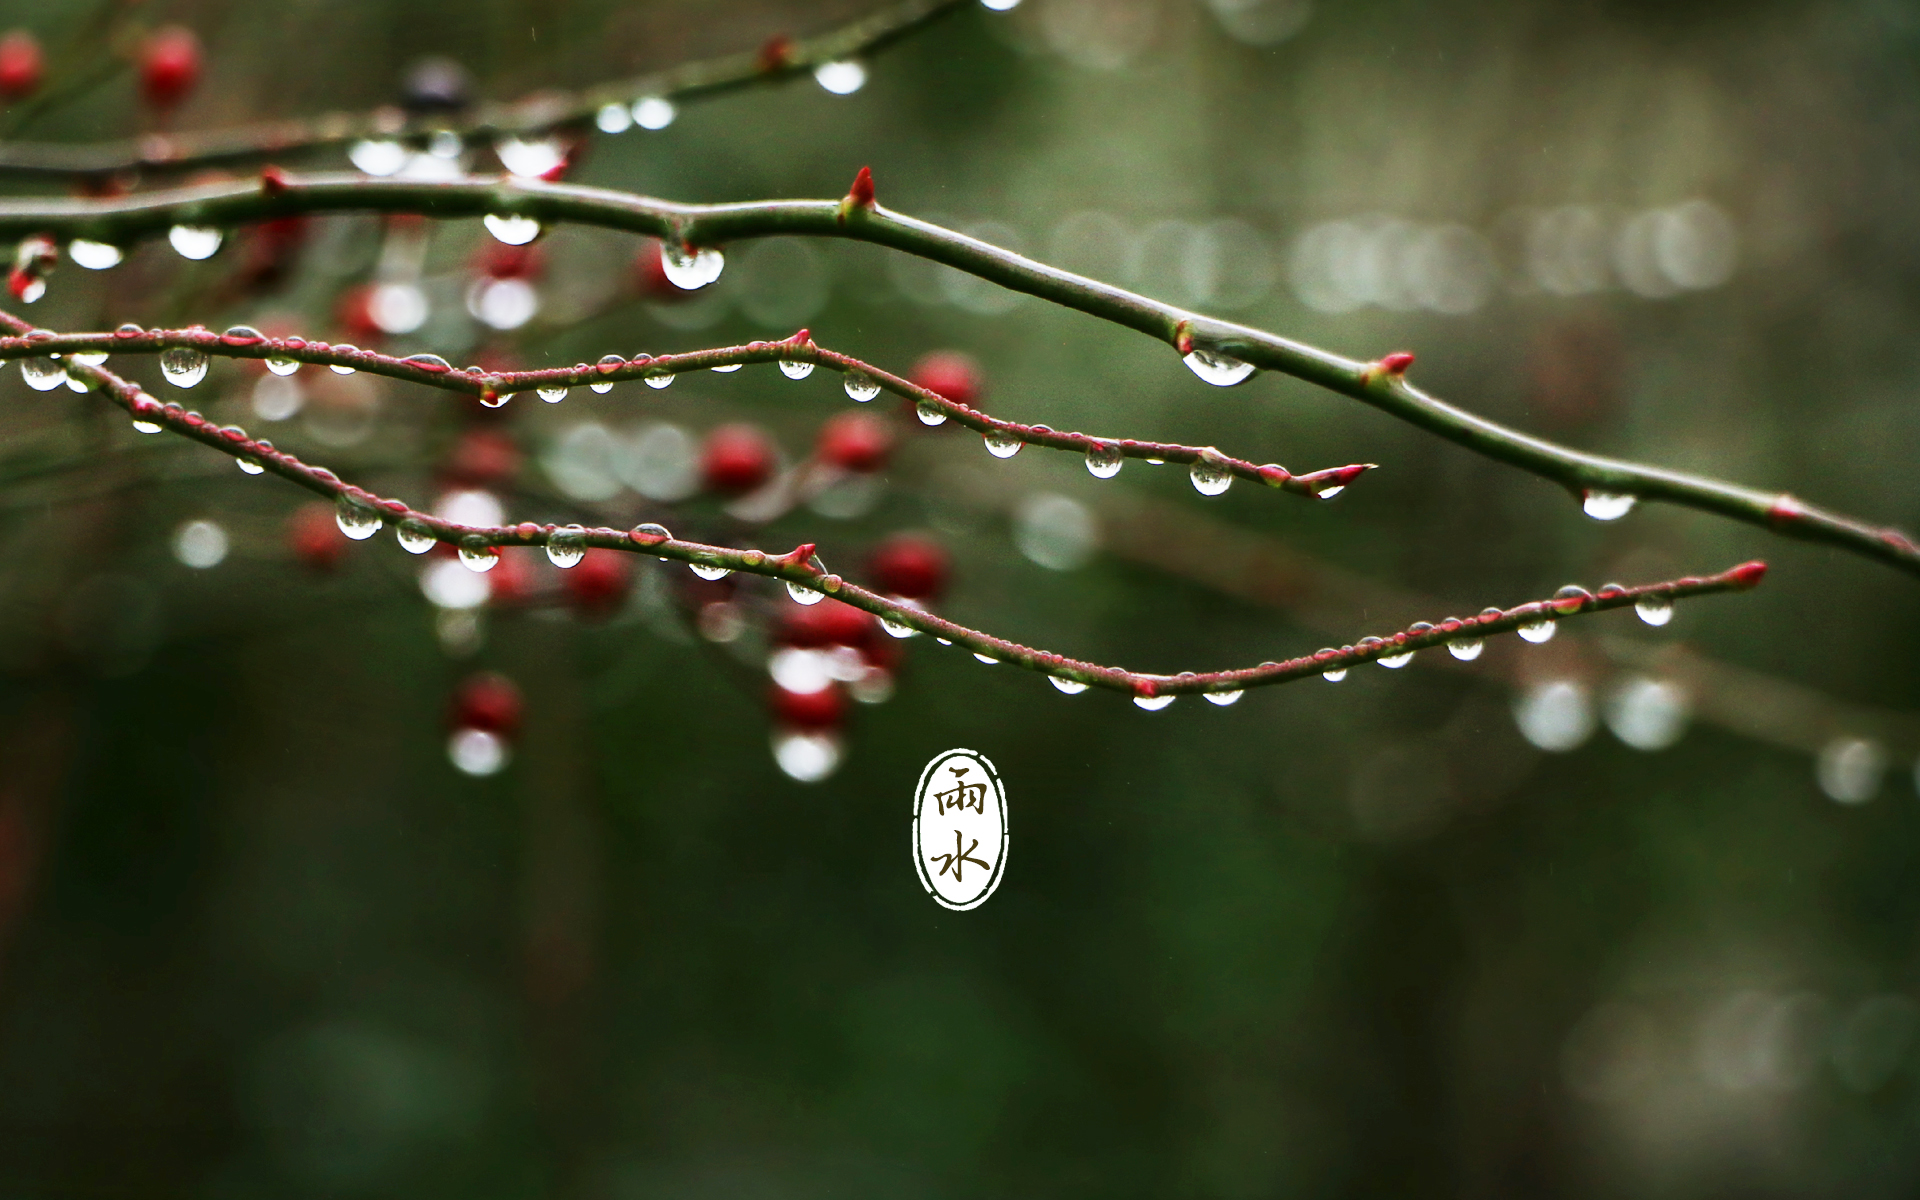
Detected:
left=837, top=165, right=875, bottom=223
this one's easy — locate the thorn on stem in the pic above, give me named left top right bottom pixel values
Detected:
left=260, top=165, right=289, bottom=195
left=837, top=165, right=876, bottom=223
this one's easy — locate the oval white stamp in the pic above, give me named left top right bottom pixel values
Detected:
left=912, top=748, right=1007, bottom=911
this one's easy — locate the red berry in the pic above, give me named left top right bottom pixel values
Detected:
left=140, top=26, right=202, bottom=110
left=452, top=672, right=522, bottom=737
left=634, top=240, right=686, bottom=301
left=0, top=31, right=43, bottom=100
left=285, top=501, right=346, bottom=571
left=909, top=351, right=982, bottom=408
left=443, top=428, right=521, bottom=488
left=561, top=548, right=631, bottom=618
left=486, top=547, right=536, bottom=606
left=869, top=533, right=948, bottom=600
left=701, top=423, right=778, bottom=496
left=769, top=683, right=844, bottom=731
left=816, top=411, right=893, bottom=473
left=474, top=240, right=542, bottom=280
left=778, top=598, right=875, bottom=649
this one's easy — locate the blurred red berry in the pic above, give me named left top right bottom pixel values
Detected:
left=452, top=672, right=522, bottom=737
left=487, top=547, right=537, bottom=606
left=633, top=240, right=687, bottom=301
left=334, top=284, right=383, bottom=341
left=701, top=423, right=777, bottom=496
left=778, top=598, right=876, bottom=649
left=140, top=26, right=202, bottom=110
left=0, top=31, right=42, bottom=100
left=910, top=351, right=982, bottom=409
left=869, top=533, right=948, bottom=600
left=816, top=411, right=893, bottom=473
left=561, top=548, right=631, bottom=618
left=237, top=217, right=308, bottom=291
left=474, top=240, right=543, bottom=280
left=769, top=683, right=843, bottom=731
left=443, top=428, right=521, bottom=488
left=285, top=502, right=347, bottom=571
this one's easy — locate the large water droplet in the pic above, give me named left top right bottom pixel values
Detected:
left=711, top=363, right=742, bottom=374
left=546, top=524, right=587, bottom=568
left=1133, top=694, right=1176, bottom=711
left=660, top=243, right=724, bottom=290
left=981, top=0, right=1022, bottom=10
left=838, top=372, right=880, bottom=402
left=881, top=615, right=918, bottom=639
left=1085, top=442, right=1123, bottom=478
left=630, top=522, right=672, bottom=545
left=494, top=136, right=566, bottom=179
left=814, top=59, right=867, bottom=95
left=396, top=519, right=436, bottom=554
left=221, top=325, right=264, bottom=345
left=1517, top=619, right=1557, bottom=644
left=643, top=371, right=674, bottom=390
left=458, top=536, right=499, bottom=572
left=484, top=213, right=542, bottom=246
left=265, top=355, right=299, bottom=376
left=537, top=385, right=568, bottom=403
left=348, top=138, right=407, bottom=176
left=68, top=239, right=122, bottom=269
left=20, top=356, right=65, bottom=390
left=114, top=322, right=143, bottom=338
left=1635, top=593, right=1674, bottom=627
left=328, top=345, right=358, bottom=374
left=1582, top=490, right=1637, bottom=521
left=690, top=561, right=732, bottom=580
left=915, top=400, right=947, bottom=426
left=236, top=456, right=265, bottom=475
left=1551, top=584, right=1592, bottom=613
left=168, top=225, right=222, bottom=260
left=984, top=429, right=1023, bottom=459
left=1203, top=689, right=1243, bottom=706
left=632, top=96, right=677, bottom=130
left=1189, top=454, right=1232, bottom=496
left=335, top=495, right=382, bottom=540
left=787, top=580, right=825, bottom=605
left=1447, top=638, right=1484, bottom=661
left=69, top=350, right=106, bottom=366
left=1049, top=675, right=1088, bottom=694
left=1319, top=649, right=1347, bottom=682
left=1183, top=347, right=1255, bottom=386
left=402, top=352, right=451, bottom=373
left=973, top=652, right=999, bottom=665
left=159, top=345, right=209, bottom=388
left=778, top=359, right=814, bottom=380
left=591, top=353, right=624, bottom=393
left=1378, top=649, right=1413, bottom=669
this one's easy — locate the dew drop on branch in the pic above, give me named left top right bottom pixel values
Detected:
left=328, top=345, right=359, bottom=374
left=1085, top=442, right=1124, bottom=478
left=1379, top=649, right=1413, bottom=669
left=843, top=373, right=881, bottom=402
left=1635, top=593, right=1674, bottom=626
left=265, top=355, right=299, bottom=376
left=70, top=350, right=106, bottom=366
left=537, top=385, right=568, bottom=403
left=1183, top=348, right=1255, bottom=386
left=348, top=139, right=407, bottom=176
left=494, top=137, right=566, bottom=179
left=786, top=580, right=826, bottom=605
left=1049, top=675, right=1088, bottom=694
left=1203, top=690, right=1243, bottom=706
left=778, top=359, right=815, bottom=380
left=159, top=345, right=209, bottom=388
left=915, top=400, right=947, bottom=427
left=1517, top=619, right=1557, bottom=643
left=449, top=728, right=508, bottom=776
left=221, top=325, right=264, bottom=345
left=335, top=495, right=382, bottom=540
left=396, top=519, right=436, bottom=554
left=660, top=243, right=724, bottom=290
left=68, top=239, right=121, bottom=269
left=1447, top=637, right=1484, bottom=661
left=773, top=731, right=841, bottom=783
left=632, top=96, right=677, bottom=130
left=1189, top=455, right=1232, bottom=496
left=981, top=0, right=1021, bottom=8
left=545, top=524, right=587, bottom=568
left=1319, top=649, right=1347, bottom=683
left=1134, top=694, right=1176, bottom=711
left=114, top=323, right=143, bottom=338
left=236, top=456, right=264, bottom=475
left=20, top=356, right=65, bottom=390
left=973, top=652, right=999, bottom=665
left=711, top=363, right=742, bottom=374
left=690, top=562, right=732, bottom=580
left=814, top=60, right=867, bottom=95
left=402, top=352, right=452, bottom=372
left=1582, top=490, right=1637, bottom=521
left=984, top=429, right=1023, bottom=459
left=591, top=353, right=623, bottom=393
left=643, top=371, right=675, bottom=390
left=483, top=213, right=542, bottom=246
left=458, top=536, right=499, bottom=572
left=168, top=225, right=222, bottom=260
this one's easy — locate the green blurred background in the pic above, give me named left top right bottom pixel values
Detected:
left=2, top=0, right=1919, bottom=1195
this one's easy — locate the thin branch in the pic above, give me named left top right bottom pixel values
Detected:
left=0, top=171, right=1904, bottom=575
left=0, top=326, right=1374, bottom=500
left=0, top=313, right=1764, bottom=701
left=0, top=0, right=967, bottom=179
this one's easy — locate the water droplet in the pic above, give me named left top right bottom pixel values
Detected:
left=981, top=0, right=1022, bottom=10
left=428, top=130, right=463, bottom=158
left=690, top=561, right=732, bottom=580
left=115, top=323, right=143, bottom=338
left=1134, top=693, right=1176, bottom=711
left=1203, top=689, right=1243, bottom=706
left=630, top=522, right=672, bottom=545
left=773, top=730, right=841, bottom=783
left=1189, top=454, right=1232, bottom=496
left=68, top=239, right=122, bottom=269
left=479, top=390, right=509, bottom=409
left=591, top=353, right=624, bottom=393
left=172, top=519, right=228, bottom=569
left=1514, top=680, right=1596, bottom=752
left=1085, top=442, right=1123, bottom=478
left=458, top=536, right=499, bottom=572
left=265, top=355, right=299, bottom=376
left=348, top=138, right=407, bottom=176
left=1183, top=347, right=1255, bottom=386
left=881, top=615, right=919, bottom=639
left=915, top=400, right=947, bottom=427
left=221, top=325, right=264, bottom=346
left=328, top=345, right=359, bottom=374
left=402, top=352, right=452, bottom=372
left=1551, top=584, right=1592, bottom=613
left=494, top=136, right=566, bottom=178
left=159, top=345, right=209, bottom=388
left=841, top=372, right=881, bottom=402
left=1378, top=649, right=1413, bottom=669
left=20, top=356, right=65, bottom=390
left=449, top=727, right=508, bottom=776
left=1518, top=619, right=1557, bottom=644
left=595, top=102, right=633, bottom=133
left=396, top=519, right=436, bottom=554
left=972, top=652, right=1000, bottom=665
left=545, top=524, right=587, bottom=567
left=69, top=350, right=106, bottom=366
left=778, top=359, right=815, bottom=380
left=1319, top=649, right=1347, bottom=682
left=236, top=456, right=264, bottom=475
left=1635, top=594, right=1674, bottom=627
left=660, top=243, right=724, bottom=290
left=1446, top=638, right=1484, bottom=661
left=1314, top=484, right=1346, bottom=501
left=132, top=417, right=162, bottom=434
left=1049, top=675, right=1088, bottom=694
left=1604, top=676, right=1691, bottom=752
left=935, top=637, right=952, bottom=646
left=483, top=213, right=542, bottom=246
left=814, top=59, right=867, bottom=95
left=12, top=276, right=44, bottom=303
left=335, top=494, right=382, bottom=540
left=168, top=225, right=222, bottom=260
left=787, top=580, right=825, bottom=605
left=711, top=363, right=742, bottom=374
left=643, top=371, right=674, bottom=390
left=1582, top=490, right=1637, bottom=521
left=632, top=96, right=677, bottom=130
left=537, top=385, right=568, bottom=403
left=984, top=429, right=1023, bottom=459
left=64, top=372, right=91, bottom=393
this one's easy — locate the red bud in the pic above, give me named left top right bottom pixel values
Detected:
left=140, top=26, right=202, bottom=110
left=0, top=30, right=43, bottom=100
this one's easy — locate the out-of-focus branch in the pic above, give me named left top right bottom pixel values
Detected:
left=0, top=314, right=1766, bottom=703
left=0, top=0, right=968, bottom=179
left=0, top=326, right=1374, bottom=500
left=0, top=171, right=1905, bottom=576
